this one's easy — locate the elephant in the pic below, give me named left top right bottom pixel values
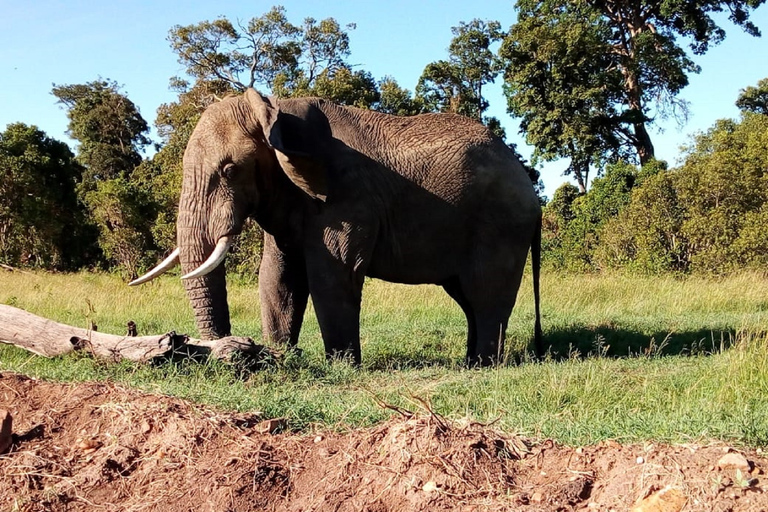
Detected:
left=131, top=89, right=542, bottom=367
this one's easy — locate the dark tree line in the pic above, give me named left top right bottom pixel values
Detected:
left=1, top=3, right=766, bottom=276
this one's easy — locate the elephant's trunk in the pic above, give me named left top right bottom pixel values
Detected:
left=178, top=208, right=232, bottom=340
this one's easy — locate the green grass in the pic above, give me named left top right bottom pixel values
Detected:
left=1, top=270, right=767, bottom=447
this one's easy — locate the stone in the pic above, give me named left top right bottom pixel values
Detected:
left=717, top=452, right=751, bottom=472
left=630, top=486, right=687, bottom=512
left=0, top=410, right=12, bottom=454
left=422, top=481, right=438, bottom=493
left=255, top=417, right=288, bottom=435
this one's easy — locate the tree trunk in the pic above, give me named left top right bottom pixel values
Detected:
left=0, top=304, right=277, bottom=366
left=633, top=120, right=655, bottom=164
left=623, top=65, right=655, bottom=164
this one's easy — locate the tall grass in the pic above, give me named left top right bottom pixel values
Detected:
left=1, top=270, right=767, bottom=446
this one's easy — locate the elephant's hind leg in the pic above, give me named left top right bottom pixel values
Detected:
left=460, top=252, right=527, bottom=367
left=442, top=277, right=477, bottom=364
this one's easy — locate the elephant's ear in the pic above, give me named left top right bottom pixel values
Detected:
left=245, top=89, right=328, bottom=202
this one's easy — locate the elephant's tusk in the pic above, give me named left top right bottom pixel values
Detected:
left=181, top=237, right=233, bottom=280
left=128, top=248, right=180, bottom=286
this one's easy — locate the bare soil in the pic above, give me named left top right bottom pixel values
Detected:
left=0, top=372, right=766, bottom=511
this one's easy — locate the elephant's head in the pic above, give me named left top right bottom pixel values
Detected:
left=130, top=89, right=328, bottom=339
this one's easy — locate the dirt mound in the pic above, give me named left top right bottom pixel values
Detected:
left=0, top=372, right=766, bottom=511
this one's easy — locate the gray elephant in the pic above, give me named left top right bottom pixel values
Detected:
left=131, top=89, right=542, bottom=366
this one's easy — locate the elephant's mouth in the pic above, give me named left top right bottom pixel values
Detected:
left=180, top=236, right=234, bottom=280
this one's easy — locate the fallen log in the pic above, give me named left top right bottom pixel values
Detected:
left=0, top=304, right=278, bottom=366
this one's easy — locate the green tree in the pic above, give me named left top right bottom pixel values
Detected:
left=737, top=77, right=768, bottom=115
left=542, top=161, right=643, bottom=270
left=167, top=6, right=380, bottom=107
left=376, top=77, right=424, bottom=116
left=52, top=80, right=155, bottom=274
left=417, top=19, right=505, bottom=122
left=502, top=0, right=765, bottom=191
left=52, top=80, right=151, bottom=186
left=675, top=113, right=768, bottom=273
left=595, top=112, right=768, bottom=274
left=83, top=178, right=157, bottom=277
left=0, top=123, right=95, bottom=269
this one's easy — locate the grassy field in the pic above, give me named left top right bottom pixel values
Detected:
left=1, top=269, right=767, bottom=447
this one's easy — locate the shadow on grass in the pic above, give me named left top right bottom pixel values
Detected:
left=362, top=325, right=749, bottom=371
left=538, top=324, right=744, bottom=360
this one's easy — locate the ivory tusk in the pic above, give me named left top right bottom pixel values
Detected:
left=128, top=248, right=180, bottom=286
left=180, top=237, right=233, bottom=280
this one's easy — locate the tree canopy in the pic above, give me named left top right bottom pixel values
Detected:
left=737, top=76, right=768, bottom=115
left=0, top=124, right=93, bottom=269
left=52, top=80, right=151, bottom=186
left=501, top=0, right=765, bottom=192
left=52, top=80, right=156, bottom=275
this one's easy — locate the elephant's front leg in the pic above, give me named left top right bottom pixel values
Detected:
left=259, top=234, right=309, bottom=348
left=305, top=229, right=372, bottom=366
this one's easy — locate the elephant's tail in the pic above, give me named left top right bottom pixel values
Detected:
left=532, top=214, right=543, bottom=358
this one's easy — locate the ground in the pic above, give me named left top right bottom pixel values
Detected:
left=1, top=372, right=766, bottom=512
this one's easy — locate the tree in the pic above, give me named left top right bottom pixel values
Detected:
left=52, top=80, right=151, bottom=186
left=0, top=123, right=95, bottom=269
left=594, top=112, right=768, bottom=274
left=167, top=6, right=380, bottom=107
left=737, top=77, right=768, bottom=115
left=376, top=77, right=424, bottom=116
left=417, top=19, right=505, bottom=122
left=502, top=0, right=765, bottom=191
left=52, top=80, right=155, bottom=274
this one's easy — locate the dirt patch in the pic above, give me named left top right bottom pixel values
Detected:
left=0, top=372, right=765, bottom=511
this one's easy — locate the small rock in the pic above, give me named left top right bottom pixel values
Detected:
left=314, top=435, right=323, bottom=443
left=637, top=456, right=645, bottom=464
left=718, top=452, right=751, bottom=472
left=77, top=438, right=102, bottom=454
left=575, top=447, right=584, bottom=455
left=630, top=486, right=687, bottom=512
left=141, top=420, right=152, bottom=434
left=531, top=491, right=544, bottom=503
left=0, top=410, right=12, bottom=454
left=422, top=481, right=438, bottom=493
left=255, top=417, right=288, bottom=435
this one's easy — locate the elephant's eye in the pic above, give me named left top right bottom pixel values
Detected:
left=220, top=163, right=237, bottom=179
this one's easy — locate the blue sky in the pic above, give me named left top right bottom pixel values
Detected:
left=1, top=0, right=766, bottom=195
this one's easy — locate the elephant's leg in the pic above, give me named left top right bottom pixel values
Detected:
left=442, top=277, right=477, bottom=363
left=461, top=252, right=527, bottom=367
left=259, top=234, right=309, bottom=348
left=306, top=255, right=366, bottom=365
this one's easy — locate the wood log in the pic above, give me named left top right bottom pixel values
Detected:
left=0, top=304, right=278, bottom=366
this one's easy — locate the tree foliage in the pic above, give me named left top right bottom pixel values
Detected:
left=52, top=80, right=156, bottom=275
left=502, top=0, right=765, bottom=192
left=0, top=124, right=95, bottom=269
left=418, top=19, right=544, bottom=194
left=52, top=80, right=151, bottom=186
left=167, top=6, right=387, bottom=109
left=544, top=111, right=768, bottom=274
left=736, top=76, right=768, bottom=115
left=417, top=19, right=505, bottom=122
